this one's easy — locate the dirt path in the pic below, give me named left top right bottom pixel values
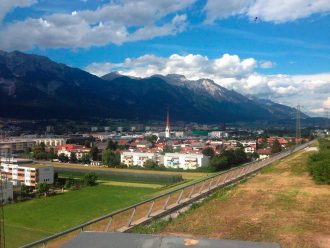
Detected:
left=156, top=150, right=330, bottom=248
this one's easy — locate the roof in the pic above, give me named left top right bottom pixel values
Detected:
left=1, top=162, right=52, bottom=169
left=62, top=232, right=280, bottom=248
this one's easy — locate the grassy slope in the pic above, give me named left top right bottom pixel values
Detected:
left=5, top=185, right=157, bottom=248
left=134, top=148, right=330, bottom=248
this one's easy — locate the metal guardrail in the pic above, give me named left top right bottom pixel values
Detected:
left=20, top=141, right=314, bottom=248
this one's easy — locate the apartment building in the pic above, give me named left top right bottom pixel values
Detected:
left=0, top=161, right=54, bottom=187
left=120, top=152, right=157, bottom=167
left=163, top=153, right=209, bottom=170
left=34, top=138, right=66, bottom=147
left=0, top=139, right=35, bottom=156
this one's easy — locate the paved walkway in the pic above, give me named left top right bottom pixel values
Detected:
left=62, top=232, right=280, bottom=248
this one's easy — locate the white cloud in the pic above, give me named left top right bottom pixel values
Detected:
left=204, top=0, right=253, bottom=23
left=85, top=53, right=330, bottom=115
left=0, top=0, right=36, bottom=22
left=0, top=0, right=193, bottom=50
left=204, top=0, right=330, bottom=23
left=259, top=60, right=275, bottom=69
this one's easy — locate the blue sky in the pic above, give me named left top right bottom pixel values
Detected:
left=1, top=0, right=330, bottom=116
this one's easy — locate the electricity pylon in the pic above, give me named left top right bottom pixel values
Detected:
left=295, top=105, right=301, bottom=145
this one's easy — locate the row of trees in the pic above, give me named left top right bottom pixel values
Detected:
left=202, top=147, right=250, bottom=172
left=32, top=142, right=100, bottom=163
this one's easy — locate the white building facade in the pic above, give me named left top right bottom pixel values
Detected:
left=120, top=152, right=157, bottom=167
left=163, top=153, right=209, bottom=170
left=0, top=162, right=54, bottom=187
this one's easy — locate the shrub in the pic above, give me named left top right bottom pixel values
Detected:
left=83, top=172, right=98, bottom=186
left=308, top=159, right=330, bottom=184
left=308, top=139, right=330, bottom=184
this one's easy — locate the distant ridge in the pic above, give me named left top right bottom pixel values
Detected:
left=0, top=50, right=308, bottom=122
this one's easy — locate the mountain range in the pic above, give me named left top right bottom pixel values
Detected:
left=0, top=50, right=307, bottom=123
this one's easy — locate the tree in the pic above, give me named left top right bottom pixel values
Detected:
left=145, top=135, right=158, bottom=144
left=208, top=156, right=229, bottom=172
left=102, top=149, right=120, bottom=166
left=32, top=142, right=47, bottom=160
left=163, top=145, right=174, bottom=153
left=234, top=148, right=247, bottom=164
left=58, top=153, right=69, bottom=163
left=222, top=150, right=236, bottom=165
left=271, top=139, right=282, bottom=154
left=202, top=147, right=215, bottom=157
left=236, top=142, right=244, bottom=149
left=107, top=139, right=118, bottom=151
left=90, top=146, right=99, bottom=161
left=144, top=159, right=158, bottom=169
left=80, top=153, right=91, bottom=164
left=37, top=182, right=50, bottom=195
left=64, top=176, right=75, bottom=189
left=48, top=147, right=57, bottom=160
left=84, top=140, right=91, bottom=148
left=70, top=152, right=77, bottom=163
left=252, top=152, right=259, bottom=159
left=102, top=149, right=111, bottom=166
left=83, top=172, right=98, bottom=186
left=21, top=184, right=32, bottom=197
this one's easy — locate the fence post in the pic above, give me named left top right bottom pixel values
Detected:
left=127, top=207, right=137, bottom=227
left=238, top=166, right=246, bottom=178
left=147, top=201, right=155, bottom=218
left=199, top=181, right=205, bottom=194
left=189, top=185, right=195, bottom=199
left=216, top=175, right=222, bottom=186
left=105, top=217, right=113, bottom=232
left=176, top=189, right=184, bottom=204
left=225, top=170, right=235, bottom=183
left=208, top=178, right=214, bottom=190
left=163, top=194, right=171, bottom=210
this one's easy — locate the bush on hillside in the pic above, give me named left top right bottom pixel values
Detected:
left=308, top=139, right=330, bottom=184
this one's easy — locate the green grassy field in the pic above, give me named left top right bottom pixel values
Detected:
left=49, top=162, right=210, bottom=181
left=5, top=185, right=158, bottom=248
left=56, top=168, right=183, bottom=185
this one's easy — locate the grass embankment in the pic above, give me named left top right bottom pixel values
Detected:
left=5, top=185, right=158, bottom=248
left=133, top=146, right=330, bottom=248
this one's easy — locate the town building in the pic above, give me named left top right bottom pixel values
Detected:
left=56, top=144, right=91, bottom=159
left=162, top=153, right=209, bottom=170
left=0, top=160, right=54, bottom=187
left=34, top=138, right=66, bottom=147
left=0, top=139, right=35, bottom=156
left=208, top=131, right=229, bottom=139
left=244, top=145, right=256, bottom=154
left=120, top=152, right=157, bottom=167
left=257, top=148, right=272, bottom=160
